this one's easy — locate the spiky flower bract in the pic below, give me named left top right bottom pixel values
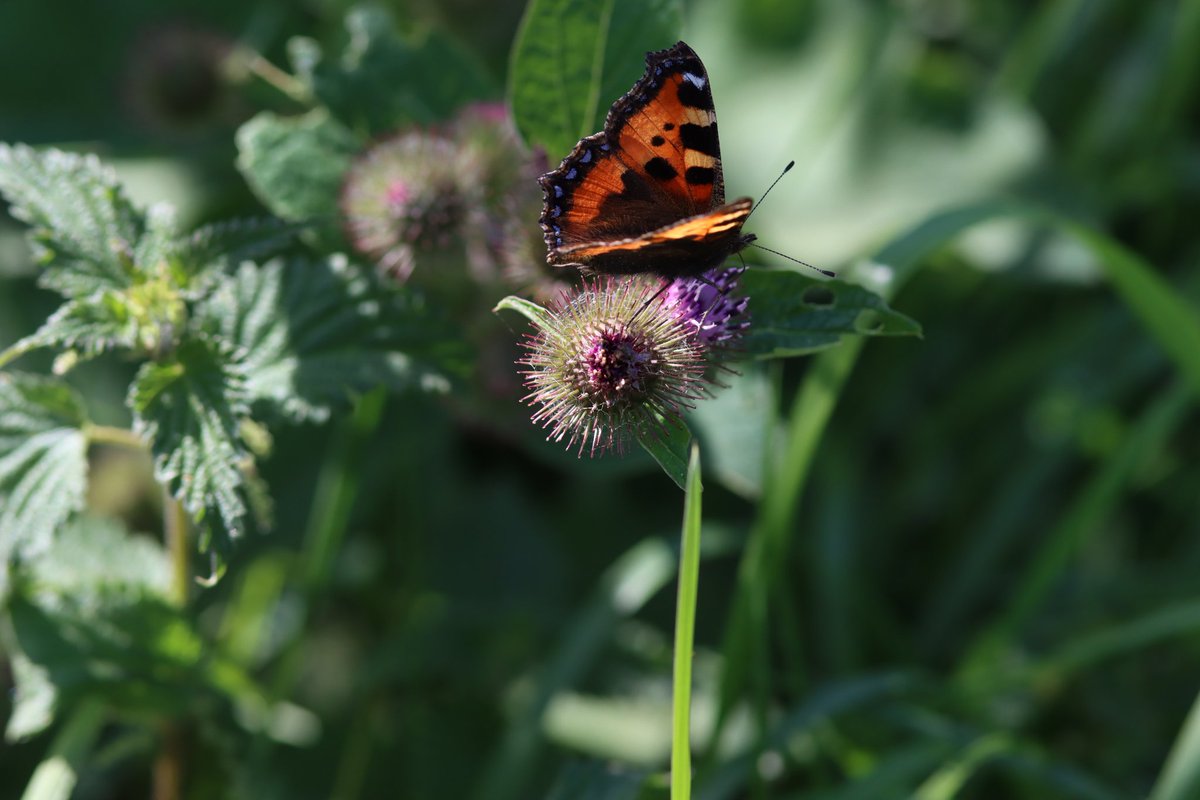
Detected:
left=340, top=130, right=472, bottom=282
left=662, top=266, right=750, bottom=348
left=521, top=278, right=708, bottom=456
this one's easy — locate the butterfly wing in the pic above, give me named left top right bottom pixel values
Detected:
left=540, top=41, right=751, bottom=274
left=558, top=200, right=753, bottom=277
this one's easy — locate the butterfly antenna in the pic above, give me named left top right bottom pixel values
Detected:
left=627, top=279, right=674, bottom=327
left=748, top=242, right=836, bottom=278
left=745, top=160, right=795, bottom=223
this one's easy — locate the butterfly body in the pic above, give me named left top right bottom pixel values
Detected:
left=539, top=42, right=754, bottom=278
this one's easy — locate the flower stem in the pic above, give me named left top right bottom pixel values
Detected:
left=672, top=444, right=704, bottom=800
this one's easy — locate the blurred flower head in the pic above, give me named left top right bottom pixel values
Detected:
left=123, top=23, right=240, bottom=136
left=341, top=131, right=472, bottom=282
left=662, top=266, right=751, bottom=348
left=521, top=278, right=707, bottom=456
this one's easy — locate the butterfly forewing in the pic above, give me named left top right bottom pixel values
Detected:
left=538, top=41, right=752, bottom=278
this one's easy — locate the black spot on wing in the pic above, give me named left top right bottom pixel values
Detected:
left=663, top=122, right=675, bottom=131
left=651, top=135, right=665, bottom=146
left=684, top=166, right=714, bottom=185
left=679, top=123, right=719, bottom=157
left=677, top=80, right=713, bottom=110
left=644, top=157, right=678, bottom=181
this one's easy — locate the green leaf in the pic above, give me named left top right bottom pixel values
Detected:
left=689, top=365, right=772, bottom=498
left=1, top=294, right=142, bottom=369
left=129, top=336, right=250, bottom=547
left=197, top=256, right=457, bottom=424
left=235, top=109, right=361, bottom=222
left=0, top=373, right=88, bottom=573
left=510, top=0, right=684, bottom=158
left=1059, top=220, right=1200, bottom=396
left=0, top=144, right=147, bottom=297
left=637, top=414, right=692, bottom=490
left=172, top=216, right=303, bottom=291
left=495, top=294, right=556, bottom=330
left=290, top=8, right=495, bottom=134
left=1150, top=687, right=1200, bottom=800
left=5, top=516, right=204, bottom=734
left=738, top=269, right=922, bottom=358
left=15, top=700, right=105, bottom=800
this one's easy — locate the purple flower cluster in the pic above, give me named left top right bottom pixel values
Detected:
left=661, top=266, right=751, bottom=348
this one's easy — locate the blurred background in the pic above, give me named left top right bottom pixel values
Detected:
left=2, top=0, right=1199, bottom=798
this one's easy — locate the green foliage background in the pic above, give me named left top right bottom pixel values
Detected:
left=2, top=0, right=1199, bottom=798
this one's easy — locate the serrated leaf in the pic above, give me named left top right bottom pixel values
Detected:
left=1, top=294, right=141, bottom=370
left=175, top=217, right=304, bottom=281
left=5, top=515, right=205, bottom=738
left=510, top=0, right=684, bottom=158
left=738, top=269, right=922, bottom=358
left=235, top=109, right=361, bottom=222
left=290, top=7, right=495, bottom=134
left=129, top=336, right=249, bottom=548
left=197, top=256, right=457, bottom=423
left=0, top=373, right=89, bottom=572
left=0, top=144, right=147, bottom=297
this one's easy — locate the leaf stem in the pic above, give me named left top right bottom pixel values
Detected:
left=238, top=48, right=314, bottom=105
left=84, top=424, right=148, bottom=452
left=672, top=444, right=704, bottom=800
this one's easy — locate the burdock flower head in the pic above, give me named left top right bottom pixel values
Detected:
left=662, top=266, right=750, bottom=349
left=341, top=130, right=472, bottom=282
left=520, top=278, right=708, bottom=456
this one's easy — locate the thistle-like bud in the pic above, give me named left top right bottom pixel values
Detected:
left=520, top=278, right=708, bottom=456
left=340, top=131, right=469, bottom=282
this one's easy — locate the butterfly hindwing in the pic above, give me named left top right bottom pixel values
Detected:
left=539, top=41, right=753, bottom=277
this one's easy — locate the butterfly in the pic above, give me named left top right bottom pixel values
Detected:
left=538, top=41, right=756, bottom=279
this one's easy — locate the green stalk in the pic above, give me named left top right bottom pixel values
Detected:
left=672, top=444, right=704, bottom=800
left=302, top=386, right=386, bottom=590
left=153, top=491, right=191, bottom=800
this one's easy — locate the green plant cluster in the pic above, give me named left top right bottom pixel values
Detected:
left=0, top=0, right=1198, bottom=798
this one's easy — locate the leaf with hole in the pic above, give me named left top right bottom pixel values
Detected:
left=738, top=268, right=921, bottom=358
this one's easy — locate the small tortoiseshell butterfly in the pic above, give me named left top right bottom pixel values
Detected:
left=538, top=41, right=755, bottom=279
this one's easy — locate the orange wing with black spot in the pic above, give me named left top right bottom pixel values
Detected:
left=539, top=41, right=754, bottom=278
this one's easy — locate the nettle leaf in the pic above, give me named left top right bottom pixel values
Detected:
left=129, top=336, right=250, bottom=548
left=0, top=373, right=89, bottom=570
left=198, top=256, right=457, bottom=423
left=174, top=217, right=304, bottom=286
left=510, top=0, right=684, bottom=158
left=235, top=108, right=361, bottom=222
left=0, top=143, right=147, bottom=297
left=738, top=269, right=922, bottom=358
left=5, top=515, right=204, bottom=740
left=289, top=7, right=495, bottom=134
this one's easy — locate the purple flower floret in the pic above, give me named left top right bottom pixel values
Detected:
left=662, top=266, right=750, bottom=347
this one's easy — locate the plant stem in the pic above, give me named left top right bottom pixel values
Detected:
left=672, top=444, right=704, bottom=800
left=164, top=492, right=192, bottom=608
left=153, top=491, right=191, bottom=799
left=84, top=424, right=147, bottom=452
left=238, top=48, right=314, bottom=104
